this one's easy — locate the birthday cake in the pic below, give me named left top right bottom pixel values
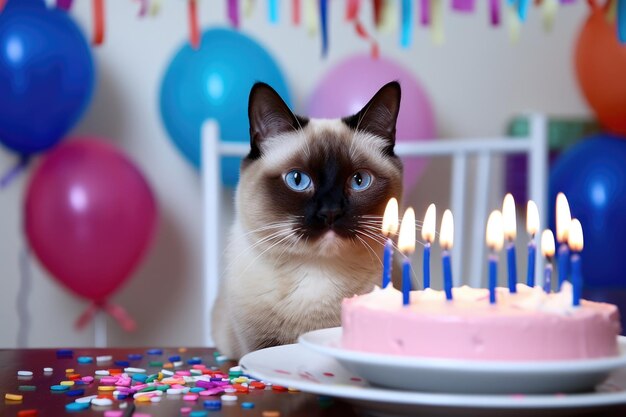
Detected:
left=341, top=283, right=621, bottom=361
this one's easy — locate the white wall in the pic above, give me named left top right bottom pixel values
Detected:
left=0, top=1, right=591, bottom=347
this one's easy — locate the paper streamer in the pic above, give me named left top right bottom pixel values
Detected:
left=452, top=0, right=475, bottom=12
left=607, top=0, right=617, bottom=22
left=379, top=0, right=397, bottom=33
left=269, top=0, right=278, bottom=24
left=490, top=0, right=501, bottom=25
left=518, top=0, right=530, bottom=21
left=292, top=0, right=300, bottom=24
left=619, top=0, right=626, bottom=43
left=188, top=0, right=200, bottom=49
left=431, top=0, right=444, bottom=44
left=320, top=0, right=328, bottom=56
left=57, top=0, right=73, bottom=10
left=228, top=0, right=240, bottom=28
left=304, top=0, right=318, bottom=35
left=505, top=2, right=522, bottom=42
left=420, top=0, right=430, bottom=25
left=0, top=0, right=6, bottom=12
left=373, top=0, right=383, bottom=27
left=346, top=0, right=359, bottom=20
left=541, top=0, right=559, bottom=31
left=136, top=0, right=148, bottom=17
left=92, top=0, right=105, bottom=45
left=243, top=0, right=255, bottom=18
left=401, top=0, right=413, bottom=47
left=150, top=0, right=161, bottom=15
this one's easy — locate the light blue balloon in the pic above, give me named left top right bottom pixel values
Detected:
left=159, top=28, right=292, bottom=186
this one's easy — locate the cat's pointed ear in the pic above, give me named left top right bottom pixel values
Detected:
left=248, top=82, right=307, bottom=159
left=343, top=81, right=401, bottom=147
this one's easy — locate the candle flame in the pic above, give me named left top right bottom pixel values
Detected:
left=556, top=192, right=571, bottom=243
left=541, top=229, right=555, bottom=258
left=502, top=193, right=517, bottom=240
left=439, top=209, right=454, bottom=250
left=382, top=198, right=399, bottom=236
left=486, top=210, right=504, bottom=251
left=398, top=207, right=416, bottom=255
left=526, top=200, right=540, bottom=236
left=421, top=203, right=436, bottom=243
left=568, top=219, right=584, bottom=252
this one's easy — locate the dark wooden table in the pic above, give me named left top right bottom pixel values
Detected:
left=0, top=347, right=357, bottom=417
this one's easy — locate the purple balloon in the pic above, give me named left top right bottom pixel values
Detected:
left=307, top=55, right=436, bottom=194
left=24, top=139, right=158, bottom=302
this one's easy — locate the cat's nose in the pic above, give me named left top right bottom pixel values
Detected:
left=317, top=206, right=343, bottom=226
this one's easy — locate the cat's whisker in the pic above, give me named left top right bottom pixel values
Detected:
left=225, top=228, right=294, bottom=272
left=353, top=232, right=383, bottom=268
left=238, top=230, right=299, bottom=276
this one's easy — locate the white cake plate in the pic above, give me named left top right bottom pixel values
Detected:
left=298, top=327, right=626, bottom=394
left=240, top=342, right=626, bottom=417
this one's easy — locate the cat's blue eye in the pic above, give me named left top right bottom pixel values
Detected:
left=349, top=170, right=372, bottom=191
left=284, top=170, right=312, bottom=191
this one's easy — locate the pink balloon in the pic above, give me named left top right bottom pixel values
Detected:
left=24, top=139, right=158, bottom=302
left=307, top=55, right=436, bottom=194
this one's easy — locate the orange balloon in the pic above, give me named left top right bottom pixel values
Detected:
left=575, top=6, right=626, bottom=136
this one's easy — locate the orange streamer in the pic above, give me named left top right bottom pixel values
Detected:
left=188, top=0, right=200, bottom=49
left=92, top=0, right=105, bottom=45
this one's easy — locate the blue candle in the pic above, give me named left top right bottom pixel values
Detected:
left=381, top=198, right=399, bottom=288
left=571, top=253, right=582, bottom=307
left=506, top=241, right=517, bottom=293
left=543, top=261, right=553, bottom=293
left=486, top=210, right=504, bottom=305
left=557, top=243, right=569, bottom=288
left=421, top=203, right=436, bottom=290
left=568, top=219, right=584, bottom=307
left=439, top=209, right=454, bottom=301
left=398, top=207, right=416, bottom=307
left=489, top=252, right=498, bottom=304
left=442, top=250, right=453, bottom=300
left=423, top=243, right=431, bottom=289
left=402, top=256, right=411, bottom=306
left=527, top=240, right=536, bottom=287
left=382, top=238, right=393, bottom=288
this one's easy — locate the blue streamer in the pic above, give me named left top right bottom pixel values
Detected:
left=518, top=0, right=529, bottom=22
left=619, top=0, right=626, bottom=44
left=401, top=0, right=413, bottom=48
left=269, top=0, right=279, bottom=24
left=320, top=0, right=328, bottom=57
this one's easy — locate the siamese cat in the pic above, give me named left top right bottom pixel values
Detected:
left=212, top=81, right=403, bottom=359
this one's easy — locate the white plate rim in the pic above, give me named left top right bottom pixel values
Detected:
left=298, top=327, right=626, bottom=374
left=240, top=343, right=626, bottom=409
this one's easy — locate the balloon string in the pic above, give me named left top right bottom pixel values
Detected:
left=57, top=0, right=73, bottom=10
left=92, top=0, right=105, bottom=45
left=188, top=0, right=200, bottom=49
left=0, top=156, right=29, bottom=189
left=76, top=301, right=136, bottom=332
left=16, top=245, right=33, bottom=348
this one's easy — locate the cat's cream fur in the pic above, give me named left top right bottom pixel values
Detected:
left=212, top=83, right=403, bottom=359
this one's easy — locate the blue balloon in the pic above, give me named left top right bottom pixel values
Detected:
left=0, top=0, right=94, bottom=155
left=159, top=28, right=292, bottom=187
left=549, top=134, right=626, bottom=288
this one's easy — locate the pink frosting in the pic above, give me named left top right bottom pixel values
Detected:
left=342, top=285, right=621, bottom=361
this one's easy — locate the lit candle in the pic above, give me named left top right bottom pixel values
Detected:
left=486, top=210, right=504, bottom=304
left=556, top=192, right=572, bottom=288
left=541, top=229, right=555, bottom=293
left=502, top=194, right=518, bottom=293
left=398, top=207, right=416, bottom=306
left=526, top=200, right=540, bottom=287
left=381, top=198, right=399, bottom=289
left=421, top=204, right=436, bottom=289
left=568, top=219, right=584, bottom=307
left=440, top=209, right=454, bottom=301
